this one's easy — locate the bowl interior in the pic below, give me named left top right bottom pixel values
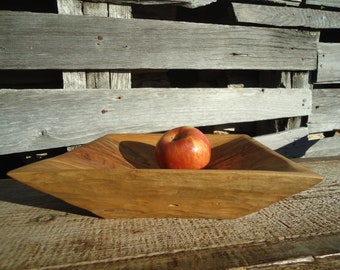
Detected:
left=64, top=134, right=301, bottom=172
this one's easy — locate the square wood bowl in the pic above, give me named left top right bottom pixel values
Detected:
left=8, top=134, right=323, bottom=219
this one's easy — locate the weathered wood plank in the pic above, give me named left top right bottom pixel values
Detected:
left=57, top=235, right=340, bottom=269
left=267, top=0, right=301, bottom=5
left=84, top=0, right=217, bottom=8
left=255, top=72, right=311, bottom=158
left=254, top=127, right=308, bottom=151
left=292, top=71, right=311, bottom=89
left=61, top=72, right=86, bottom=89
left=306, top=0, right=340, bottom=9
left=57, top=0, right=87, bottom=89
left=58, top=1, right=132, bottom=89
left=0, top=11, right=318, bottom=71
left=0, top=87, right=312, bottom=154
left=308, top=89, right=340, bottom=133
left=108, top=4, right=132, bottom=89
left=83, top=2, right=111, bottom=90
left=255, top=127, right=340, bottom=158
left=84, top=0, right=301, bottom=8
left=317, top=43, right=340, bottom=84
left=57, top=0, right=83, bottom=15
left=304, top=136, right=340, bottom=157
left=232, top=3, right=340, bottom=29
left=109, top=4, right=132, bottom=19
left=286, top=72, right=312, bottom=130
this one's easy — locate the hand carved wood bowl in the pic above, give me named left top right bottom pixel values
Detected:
left=8, top=134, right=323, bottom=219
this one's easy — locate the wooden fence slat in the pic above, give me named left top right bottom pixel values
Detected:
left=255, top=127, right=309, bottom=151
left=84, top=0, right=215, bottom=8
left=317, top=43, right=340, bottom=84
left=0, top=87, right=312, bottom=154
left=232, top=3, right=340, bottom=29
left=308, top=89, right=340, bottom=133
left=57, top=0, right=87, bottom=89
left=304, top=136, right=340, bottom=157
left=306, top=0, right=340, bottom=9
left=57, top=0, right=83, bottom=15
left=108, top=4, right=132, bottom=89
left=57, top=1, right=132, bottom=89
left=0, top=11, right=317, bottom=71
left=82, top=1, right=113, bottom=89
left=84, top=0, right=302, bottom=8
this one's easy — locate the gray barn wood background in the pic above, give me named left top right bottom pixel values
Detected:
left=0, top=0, right=339, bottom=176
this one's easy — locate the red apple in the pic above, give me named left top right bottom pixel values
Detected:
left=155, top=126, right=211, bottom=169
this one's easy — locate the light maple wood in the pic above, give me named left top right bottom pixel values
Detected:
left=8, top=134, right=322, bottom=219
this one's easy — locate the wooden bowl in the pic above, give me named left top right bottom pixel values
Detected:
left=8, top=134, right=323, bottom=219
